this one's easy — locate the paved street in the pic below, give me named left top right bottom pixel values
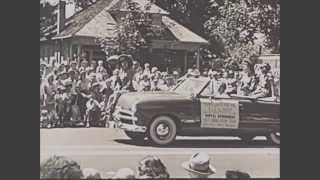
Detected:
left=40, top=128, right=279, bottom=178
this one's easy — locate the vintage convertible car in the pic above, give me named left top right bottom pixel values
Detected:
left=113, top=77, right=280, bottom=146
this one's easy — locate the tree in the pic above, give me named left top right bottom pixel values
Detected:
left=40, top=1, right=56, bottom=38
left=155, top=0, right=211, bottom=35
left=97, top=0, right=164, bottom=60
left=203, top=0, right=280, bottom=62
left=71, top=0, right=97, bottom=11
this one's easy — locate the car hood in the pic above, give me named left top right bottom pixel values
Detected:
left=116, top=91, right=191, bottom=109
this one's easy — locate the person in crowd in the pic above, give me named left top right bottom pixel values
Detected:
left=40, top=61, right=49, bottom=79
left=109, top=69, right=122, bottom=91
left=251, top=63, right=273, bottom=99
left=96, top=60, right=107, bottom=74
left=132, top=61, right=143, bottom=91
left=76, top=71, right=91, bottom=122
left=62, top=80, right=74, bottom=126
left=119, top=56, right=134, bottom=91
left=57, top=63, right=67, bottom=74
left=151, top=71, right=161, bottom=91
left=104, top=68, right=123, bottom=119
left=158, top=72, right=168, bottom=91
left=137, top=155, right=170, bottom=179
left=69, top=61, right=78, bottom=72
left=79, top=60, right=89, bottom=73
left=172, top=71, right=180, bottom=85
left=237, top=60, right=256, bottom=96
left=112, top=168, right=135, bottom=179
left=65, top=71, right=81, bottom=124
left=82, top=168, right=102, bottom=179
left=56, top=71, right=68, bottom=87
left=207, top=70, right=225, bottom=96
left=150, top=67, right=158, bottom=77
left=42, top=73, right=57, bottom=126
left=190, top=64, right=200, bottom=77
left=87, top=61, right=97, bottom=75
left=182, top=152, right=216, bottom=178
left=273, top=70, right=280, bottom=97
left=55, top=85, right=67, bottom=128
left=225, top=170, right=251, bottom=180
left=143, top=63, right=151, bottom=76
left=222, top=70, right=237, bottom=95
left=85, top=82, right=103, bottom=128
left=139, top=73, right=151, bottom=91
left=40, top=156, right=83, bottom=179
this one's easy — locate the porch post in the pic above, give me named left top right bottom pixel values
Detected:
left=89, top=49, right=93, bottom=62
left=184, top=51, right=188, bottom=73
left=196, top=48, right=200, bottom=69
left=77, top=45, right=81, bottom=63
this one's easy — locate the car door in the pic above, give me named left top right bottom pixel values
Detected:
left=237, top=98, right=280, bottom=131
left=181, top=80, right=241, bottom=135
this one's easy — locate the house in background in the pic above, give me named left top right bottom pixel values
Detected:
left=40, top=0, right=209, bottom=72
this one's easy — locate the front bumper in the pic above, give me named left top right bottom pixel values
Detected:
left=113, top=107, right=147, bottom=133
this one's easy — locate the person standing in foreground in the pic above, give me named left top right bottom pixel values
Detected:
left=137, top=155, right=170, bottom=179
left=182, top=152, right=216, bottom=178
left=40, top=156, right=83, bottom=179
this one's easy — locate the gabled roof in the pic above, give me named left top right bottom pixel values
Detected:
left=162, top=16, right=208, bottom=44
left=53, top=0, right=115, bottom=39
left=42, top=0, right=208, bottom=45
left=109, top=0, right=169, bottom=15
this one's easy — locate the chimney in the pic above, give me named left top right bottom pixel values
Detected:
left=57, top=0, right=66, bottom=34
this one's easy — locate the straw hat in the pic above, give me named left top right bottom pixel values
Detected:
left=112, top=168, right=135, bottom=179
left=82, top=168, right=102, bottom=179
left=182, top=152, right=216, bottom=176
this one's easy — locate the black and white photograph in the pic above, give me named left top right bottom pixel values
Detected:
left=40, top=0, right=280, bottom=178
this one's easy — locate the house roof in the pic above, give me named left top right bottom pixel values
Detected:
left=162, top=16, right=208, bottom=44
left=43, top=0, right=208, bottom=45
left=109, top=0, right=169, bottom=14
left=53, top=0, right=115, bottom=39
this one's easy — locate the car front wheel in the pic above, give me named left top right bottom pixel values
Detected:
left=148, top=116, right=177, bottom=146
left=124, top=131, right=146, bottom=141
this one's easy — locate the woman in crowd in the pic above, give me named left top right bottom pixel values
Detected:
left=237, top=60, right=257, bottom=96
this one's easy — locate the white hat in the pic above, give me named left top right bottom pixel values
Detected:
left=112, top=168, right=135, bottom=179
left=182, top=152, right=216, bottom=176
left=82, top=168, right=102, bottom=179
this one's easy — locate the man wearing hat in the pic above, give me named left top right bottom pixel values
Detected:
left=82, top=168, right=102, bottom=179
left=190, top=64, right=201, bottom=77
left=182, top=152, right=216, bottom=178
left=112, top=168, right=135, bottom=179
left=119, top=56, right=134, bottom=91
left=96, top=60, right=108, bottom=74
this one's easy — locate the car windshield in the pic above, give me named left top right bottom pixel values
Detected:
left=173, top=78, right=208, bottom=96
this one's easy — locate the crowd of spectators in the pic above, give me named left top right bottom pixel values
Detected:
left=40, top=55, right=180, bottom=128
left=40, top=55, right=280, bottom=128
left=40, top=153, right=251, bottom=179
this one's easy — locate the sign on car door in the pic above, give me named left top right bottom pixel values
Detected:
left=200, top=98, right=240, bottom=129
